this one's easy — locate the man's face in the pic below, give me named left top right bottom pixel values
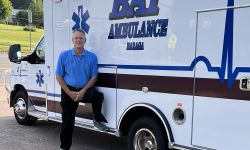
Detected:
left=72, top=31, right=86, bottom=49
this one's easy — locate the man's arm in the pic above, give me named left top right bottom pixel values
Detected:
left=56, top=76, right=78, bottom=101
left=75, top=76, right=97, bottom=101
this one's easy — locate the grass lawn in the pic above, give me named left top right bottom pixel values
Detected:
left=0, top=24, right=44, bottom=53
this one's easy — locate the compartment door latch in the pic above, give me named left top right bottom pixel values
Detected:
left=240, top=77, right=250, bottom=91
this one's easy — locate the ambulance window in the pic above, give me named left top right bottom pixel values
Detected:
left=36, top=38, right=45, bottom=62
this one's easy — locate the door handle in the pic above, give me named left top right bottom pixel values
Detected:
left=239, top=77, right=250, bottom=91
left=47, top=66, right=51, bottom=76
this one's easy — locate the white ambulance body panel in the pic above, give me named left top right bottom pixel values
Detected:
left=6, top=0, right=250, bottom=149
left=193, top=4, right=250, bottom=149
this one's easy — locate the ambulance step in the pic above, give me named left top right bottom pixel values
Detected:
left=74, top=121, right=118, bottom=135
left=48, top=116, right=118, bottom=136
left=28, top=110, right=48, bottom=120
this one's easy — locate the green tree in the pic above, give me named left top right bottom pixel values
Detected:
left=0, top=0, right=13, bottom=21
left=16, top=10, right=28, bottom=26
left=29, top=0, right=43, bottom=28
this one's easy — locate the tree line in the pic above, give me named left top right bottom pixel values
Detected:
left=10, top=0, right=32, bottom=9
left=0, top=0, right=43, bottom=28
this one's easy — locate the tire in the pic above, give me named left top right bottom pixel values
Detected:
left=13, top=91, right=37, bottom=125
left=128, top=117, right=168, bottom=150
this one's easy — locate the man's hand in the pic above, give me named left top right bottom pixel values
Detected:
left=56, top=76, right=79, bottom=101
left=75, top=90, right=86, bottom=102
left=69, top=91, right=78, bottom=101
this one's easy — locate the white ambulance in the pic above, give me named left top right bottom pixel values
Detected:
left=5, top=0, right=250, bottom=149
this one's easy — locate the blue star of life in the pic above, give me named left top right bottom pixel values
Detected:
left=72, top=5, right=90, bottom=33
left=36, top=70, right=44, bottom=87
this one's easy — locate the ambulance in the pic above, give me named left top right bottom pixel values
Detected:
left=5, top=0, right=250, bottom=149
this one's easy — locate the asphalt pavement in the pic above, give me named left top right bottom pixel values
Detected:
left=0, top=53, right=12, bottom=86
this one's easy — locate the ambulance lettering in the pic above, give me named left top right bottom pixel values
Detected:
left=108, top=0, right=168, bottom=50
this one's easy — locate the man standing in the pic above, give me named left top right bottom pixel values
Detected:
left=56, top=29, right=107, bottom=150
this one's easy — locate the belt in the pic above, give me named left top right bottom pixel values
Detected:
left=67, top=85, right=82, bottom=92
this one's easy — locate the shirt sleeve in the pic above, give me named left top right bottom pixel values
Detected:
left=91, top=54, right=98, bottom=78
left=55, top=52, right=65, bottom=77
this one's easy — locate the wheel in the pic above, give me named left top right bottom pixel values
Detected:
left=128, top=117, right=168, bottom=150
left=13, top=91, right=37, bottom=125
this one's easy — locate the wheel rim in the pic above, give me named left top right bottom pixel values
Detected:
left=133, top=128, right=157, bottom=150
left=14, top=98, right=27, bottom=119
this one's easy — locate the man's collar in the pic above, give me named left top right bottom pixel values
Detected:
left=72, top=48, right=85, bottom=56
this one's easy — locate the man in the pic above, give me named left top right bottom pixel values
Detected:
left=56, top=29, right=107, bottom=150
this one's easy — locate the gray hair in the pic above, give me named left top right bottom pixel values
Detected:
left=73, top=28, right=86, bottom=36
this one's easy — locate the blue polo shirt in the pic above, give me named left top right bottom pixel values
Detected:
left=56, top=49, right=98, bottom=88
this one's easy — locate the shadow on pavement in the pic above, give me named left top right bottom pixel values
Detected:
left=0, top=116, right=127, bottom=150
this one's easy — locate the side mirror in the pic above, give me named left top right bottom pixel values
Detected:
left=8, top=44, right=21, bottom=63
